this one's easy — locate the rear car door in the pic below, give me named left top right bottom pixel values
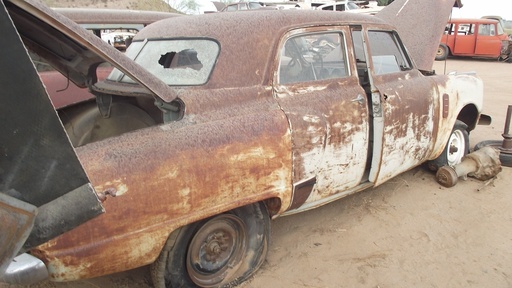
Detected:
left=273, top=27, right=369, bottom=210
left=453, top=23, right=477, bottom=55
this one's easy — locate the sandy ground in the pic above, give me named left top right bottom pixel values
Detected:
left=2, top=59, right=511, bottom=288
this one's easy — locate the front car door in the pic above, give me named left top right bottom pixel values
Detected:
left=361, top=28, right=439, bottom=185
left=273, top=27, right=369, bottom=211
left=474, top=22, right=503, bottom=57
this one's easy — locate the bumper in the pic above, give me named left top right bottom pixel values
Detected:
left=0, top=253, right=48, bottom=285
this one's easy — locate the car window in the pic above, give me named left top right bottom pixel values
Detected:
left=444, top=23, right=456, bottom=35
left=478, top=24, right=495, bottom=36
left=225, top=5, right=237, bottom=11
left=367, top=31, right=411, bottom=75
left=346, top=2, right=359, bottom=10
left=497, top=22, right=505, bottom=35
left=278, top=32, right=348, bottom=84
left=458, top=23, right=475, bottom=35
left=239, top=3, right=248, bottom=10
left=108, top=39, right=219, bottom=85
left=249, top=2, right=262, bottom=9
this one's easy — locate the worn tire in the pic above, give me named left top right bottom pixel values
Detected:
left=435, top=44, right=449, bottom=61
left=474, top=140, right=512, bottom=167
left=428, top=120, right=469, bottom=171
left=150, top=202, right=270, bottom=288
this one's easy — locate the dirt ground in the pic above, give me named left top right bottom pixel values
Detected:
left=3, top=58, right=512, bottom=288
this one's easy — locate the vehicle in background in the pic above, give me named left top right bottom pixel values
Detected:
left=221, top=1, right=275, bottom=11
left=54, top=8, right=180, bottom=49
left=436, top=18, right=511, bottom=61
left=314, top=0, right=361, bottom=11
left=221, top=1, right=303, bottom=11
left=313, top=0, right=383, bottom=14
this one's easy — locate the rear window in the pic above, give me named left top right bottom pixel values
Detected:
left=107, top=39, right=220, bottom=86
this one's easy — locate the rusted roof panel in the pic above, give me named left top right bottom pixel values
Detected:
left=53, top=8, right=179, bottom=25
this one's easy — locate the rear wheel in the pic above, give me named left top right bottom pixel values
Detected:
left=428, top=120, right=469, bottom=171
left=435, top=44, right=449, bottom=61
left=151, top=202, right=270, bottom=288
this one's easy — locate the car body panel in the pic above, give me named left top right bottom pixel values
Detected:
left=0, top=1, right=104, bottom=278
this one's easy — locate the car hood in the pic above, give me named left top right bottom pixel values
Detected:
left=376, top=0, right=461, bottom=71
left=4, top=0, right=177, bottom=102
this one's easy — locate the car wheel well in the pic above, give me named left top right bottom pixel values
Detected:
left=457, top=104, right=479, bottom=131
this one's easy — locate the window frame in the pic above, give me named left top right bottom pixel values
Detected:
left=366, top=29, right=413, bottom=76
left=275, top=28, right=351, bottom=86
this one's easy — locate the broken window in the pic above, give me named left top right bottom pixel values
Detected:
left=108, top=39, right=219, bottom=85
left=278, top=32, right=348, bottom=84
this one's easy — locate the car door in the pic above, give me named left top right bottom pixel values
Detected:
left=273, top=27, right=369, bottom=211
left=474, top=23, right=502, bottom=57
left=453, top=23, right=477, bottom=55
left=361, top=28, right=439, bottom=185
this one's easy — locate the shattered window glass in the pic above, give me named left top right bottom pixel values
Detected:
left=107, top=39, right=219, bottom=85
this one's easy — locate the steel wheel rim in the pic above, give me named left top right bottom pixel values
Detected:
left=447, top=129, right=465, bottom=166
left=186, top=214, right=247, bottom=287
left=437, top=47, right=445, bottom=57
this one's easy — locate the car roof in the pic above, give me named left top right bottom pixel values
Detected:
left=134, top=10, right=386, bottom=87
left=448, top=18, right=499, bottom=24
left=53, top=8, right=180, bottom=25
left=136, top=10, right=384, bottom=41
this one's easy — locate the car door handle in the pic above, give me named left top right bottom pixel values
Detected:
left=351, top=94, right=365, bottom=105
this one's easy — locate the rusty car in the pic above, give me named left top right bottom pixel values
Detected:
left=1, top=0, right=489, bottom=287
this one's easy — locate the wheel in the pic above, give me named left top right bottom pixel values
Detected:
left=435, top=44, right=449, bottom=61
left=428, top=120, right=469, bottom=171
left=151, top=202, right=270, bottom=288
left=474, top=140, right=512, bottom=167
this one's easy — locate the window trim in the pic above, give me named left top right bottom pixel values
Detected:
left=275, top=28, right=352, bottom=86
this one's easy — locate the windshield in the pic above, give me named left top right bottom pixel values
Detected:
left=108, top=39, right=220, bottom=86
left=497, top=22, right=505, bottom=35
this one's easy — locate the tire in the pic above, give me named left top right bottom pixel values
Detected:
left=435, top=44, right=449, bottom=61
left=474, top=140, right=512, bottom=167
left=428, top=120, right=469, bottom=171
left=151, top=202, right=270, bottom=288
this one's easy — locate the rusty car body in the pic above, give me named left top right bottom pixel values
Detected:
left=1, top=0, right=489, bottom=287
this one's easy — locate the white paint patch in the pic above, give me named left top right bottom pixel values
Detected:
left=95, top=178, right=129, bottom=196
left=303, top=114, right=321, bottom=123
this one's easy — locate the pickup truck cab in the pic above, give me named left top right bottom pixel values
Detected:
left=1, top=0, right=487, bottom=287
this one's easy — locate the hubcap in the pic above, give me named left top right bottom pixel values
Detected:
left=447, top=130, right=465, bottom=166
left=187, top=214, right=247, bottom=287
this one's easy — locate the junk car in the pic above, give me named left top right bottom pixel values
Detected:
left=436, top=18, right=511, bottom=61
left=1, top=0, right=488, bottom=287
